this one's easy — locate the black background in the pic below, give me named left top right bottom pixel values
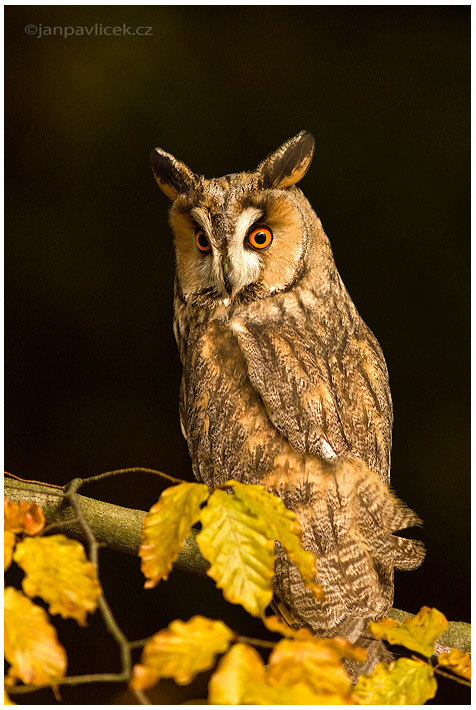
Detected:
left=5, top=5, right=469, bottom=704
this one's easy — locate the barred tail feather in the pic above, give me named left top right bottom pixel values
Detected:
left=271, top=456, right=425, bottom=674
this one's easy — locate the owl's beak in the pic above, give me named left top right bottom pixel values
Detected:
left=221, top=261, right=234, bottom=296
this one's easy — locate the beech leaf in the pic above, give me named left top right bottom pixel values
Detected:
left=369, top=606, right=448, bottom=658
left=13, top=535, right=102, bottom=626
left=437, top=648, right=471, bottom=681
left=140, top=482, right=209, bottom=589
left=354, top=657, right=437, bottom=705
left=4, top=587, right=67, bottom=685
left=197, top=488, right=275, bottom=617
left=244, top=680, right=352, bottom=705
left=230, top=481, right=323, bottom=599
left=267, top=637, right=357, bottom=699
left=5, top=530, right=16, bottom=571
left=263, top=614, right=316, bottom=640
left=208, top=642, right=266, bottom=704
left=130, top=616, right=234, bottom=690
left=4, top=499, right=45, bottom=535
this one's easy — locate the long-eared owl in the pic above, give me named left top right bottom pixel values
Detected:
left=150, top=131, right=424, bottom=674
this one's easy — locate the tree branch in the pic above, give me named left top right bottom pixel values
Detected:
left=4, top=477, right=209, bottom=576
left=4, top=476, right=470, bottom=653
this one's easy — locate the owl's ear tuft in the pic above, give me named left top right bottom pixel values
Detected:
left=150, top=148, right=197, bottom=200
left=257, top=131, right=315, bottom=189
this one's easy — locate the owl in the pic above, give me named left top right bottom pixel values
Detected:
left=150, top=131, right=425, bottom=676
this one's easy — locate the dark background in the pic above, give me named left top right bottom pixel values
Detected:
left=5, top=5, right=469, bottom=705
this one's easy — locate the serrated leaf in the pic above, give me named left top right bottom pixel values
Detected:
left=4, top=587, right=67, bottom=685
left=13, top=535, right=102, bottom=626
left=140, top=482, right=209, bottom=589
left=130, top=616, right=234, bottom=690
left=208, top=642, right=266, bottom=704
left=438, top=648, right=471, bottom=681
left=5, top=530, right=16, bottom=571
left=197, top=488, right=275, bottom=617
left=369, top=606, right=448, bottom=658
left=267, top=638, right=356, bottom=698
left=4, top=499, right=45, bottom=535
left=354, top=657, right=437, bottom=704
left=229, top=481, right=323, bottom=599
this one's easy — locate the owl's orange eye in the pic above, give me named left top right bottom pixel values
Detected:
left=195, top=228, right=211, bottom=252
left=247, top=225, right=273, bottom=250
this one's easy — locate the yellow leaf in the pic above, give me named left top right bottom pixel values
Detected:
left=267, top=638, right=356, bottom=698
left=354, top=657, right=437, bottom=704
left=140, top=482, right=209, bottom=589
left=197, top=488, right=275, bottom=617
left=130, top=616, right=234, bottom=690
left=4, top=688, right=16, bottom=705
left=4, top=499, right=45, bottom=535
left=263, top=617, right=367, bottom=668
left=369, top=606, right=448, bottom=658
left=244, top=680, right=353, bottom=705
left=4, top=587, right=67, bottom=685
left=263, top=614, right=315, bottom=640
left=438, top=648, right=471, bottom=681
left=13, top=535, right=102, bottom=626
left=5, top=531, right=16, bottom=571
left=230, top=482, right=323, bottom=599
left=208, top=642, right=266, bottom=704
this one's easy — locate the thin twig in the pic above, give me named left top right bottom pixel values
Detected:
left=129, top=638, right=152, bottom=650
left=7, top=672, right=129, bottom=694
left=76, top=467, right=185, bottom=488
left=63, top=479, right=133, bottom=681
left=433, top=665, right=471, bottom=688
left=41, top=517, right=83, bottom=535
left=131, top=688, right=152, bottom=705
left=4, top=470, right=63, bottom=489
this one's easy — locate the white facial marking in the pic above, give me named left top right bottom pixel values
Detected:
left=227, top=207, right=264, bottom=293
left=190, top=206, right=212, bottom=235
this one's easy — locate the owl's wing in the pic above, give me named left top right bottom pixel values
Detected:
left=230, top=315, right=392, bottom=481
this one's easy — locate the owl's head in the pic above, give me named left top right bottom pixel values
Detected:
left=151, top=131, right=326, bottom=307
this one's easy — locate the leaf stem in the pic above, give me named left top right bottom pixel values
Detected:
left=433, top=665, right=471, bottom=687
left=236, top=634, right=276, bottom=649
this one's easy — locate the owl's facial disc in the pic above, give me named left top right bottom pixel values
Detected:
left=186, top=204, right=265, bottom=300
left=170, top=181, right=308, bottom=305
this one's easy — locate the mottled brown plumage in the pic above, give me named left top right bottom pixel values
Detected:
left=150, top=131, right=424, bottom=676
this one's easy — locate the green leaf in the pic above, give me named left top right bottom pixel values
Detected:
left=354, top=657, right=437, bottom=705
left=140, top=482, right=209, bottom=589
left=130, top=616, right=234, bottom=690
left=369, top=606, right=448, bottom=658
left=230, top=482, right=323, bottom=598
left=197, top=488, right=275, bottom=617
left=208, top=642, right=266, bottom=704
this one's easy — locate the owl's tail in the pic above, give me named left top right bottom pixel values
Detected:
left=271, top=456, right=425, bottom=676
